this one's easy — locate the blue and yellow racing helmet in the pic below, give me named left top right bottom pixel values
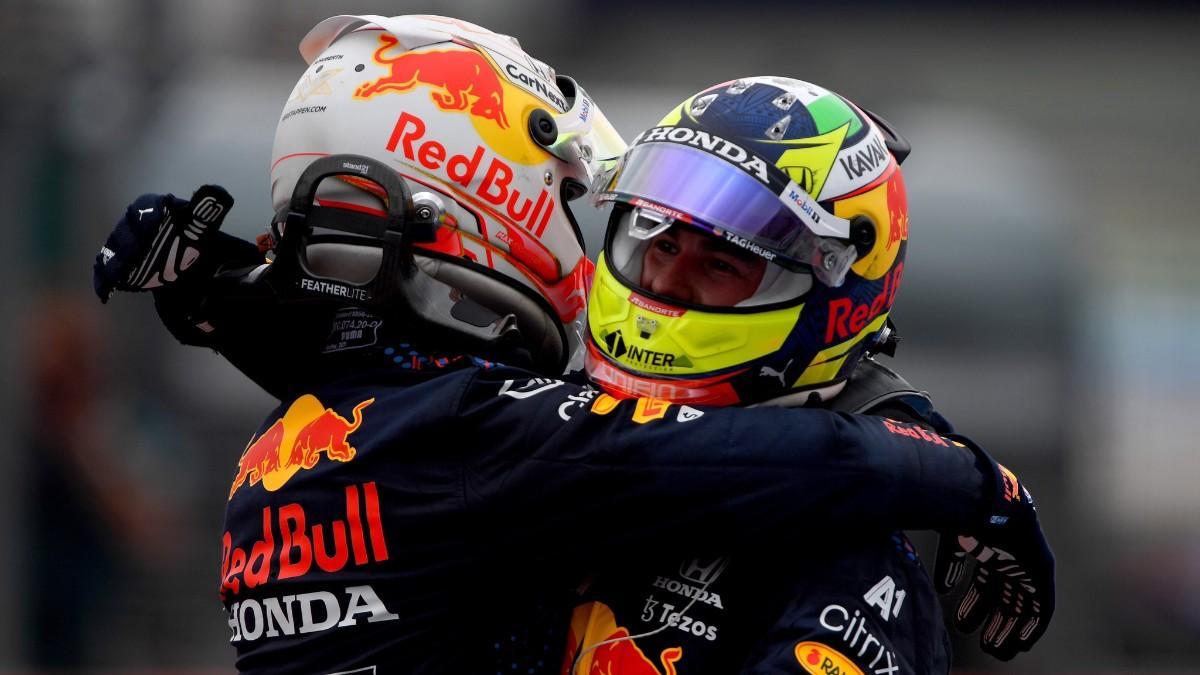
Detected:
left=586, top=76, right=911, bottom=406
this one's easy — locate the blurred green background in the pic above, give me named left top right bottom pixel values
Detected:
left=1, top=1, right=1198, bottom=672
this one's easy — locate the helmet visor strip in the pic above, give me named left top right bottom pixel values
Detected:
left=597, top=142, right=857, bottom=287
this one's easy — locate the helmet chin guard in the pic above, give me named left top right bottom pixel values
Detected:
left=267, top=153, right=424, bottom=308
left=261, top=153, right=567, bottom=373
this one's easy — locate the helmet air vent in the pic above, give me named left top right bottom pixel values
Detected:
left=727, top=79, right=751, bottom=95
left=765, top=115, right=792, bottom=140
left=690, top=94, right=717, bottom=116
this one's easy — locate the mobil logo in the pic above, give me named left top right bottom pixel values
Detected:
left=229, top=395, right=374, bottom=500
left=355, top=35, right=508, bottom=130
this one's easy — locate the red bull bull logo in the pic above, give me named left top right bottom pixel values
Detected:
left=586, top=629, right=681, bottom=675
left=998, top=463, right=1021, bottom=503
left=564, top=602, right=683, bottom=675
left=355, top=35, right=509, bottom=129
left=229, top=395, right=374, bottom=500
left=885, top=169, right=908, bottom=250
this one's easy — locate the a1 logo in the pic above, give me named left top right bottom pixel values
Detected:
left=863, top=575, right=906, bottom=622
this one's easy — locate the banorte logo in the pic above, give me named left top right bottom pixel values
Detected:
left=355, top=34, right=508, bottom=129
left=229, top=395, right=375, bottom=500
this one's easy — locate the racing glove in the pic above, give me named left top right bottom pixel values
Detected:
left=92, top=186, right=329, bottom=400
left=934, top=434, right=1055, bottom=661
left=93, top=186, right=234, bottom=303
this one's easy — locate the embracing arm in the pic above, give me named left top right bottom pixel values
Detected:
left=461, top=370, right=990, bottom=545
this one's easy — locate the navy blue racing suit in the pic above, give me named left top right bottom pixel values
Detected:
left=216, top=356, right=987, bottom=674
left=145, top=237, right=986, bottom=674
left=561, top=359, right=955, bottom=675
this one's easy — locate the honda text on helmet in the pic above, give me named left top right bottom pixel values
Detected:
left=267, top=14, right=625, bottom=374
left=587, top=76, right=911, bottom=405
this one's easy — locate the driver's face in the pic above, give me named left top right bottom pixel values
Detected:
left=640, top=226, right=767, bottom=306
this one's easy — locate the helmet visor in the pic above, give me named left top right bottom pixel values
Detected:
left=596, top=142, right=857, bottom=287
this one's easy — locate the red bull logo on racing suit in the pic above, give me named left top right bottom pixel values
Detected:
left=583, top=628, right=682, bottom=675
left=229, top=395, right=374, bottom=500
left=564, top=602, right=684, bottom=675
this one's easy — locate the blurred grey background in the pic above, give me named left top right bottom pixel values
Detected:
left=1, top=1, right=1197, bottom=672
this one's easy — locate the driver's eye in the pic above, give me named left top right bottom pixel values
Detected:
left=653, top=239, right=679, bottom=255
left=709, top=259, right=738, bottom=275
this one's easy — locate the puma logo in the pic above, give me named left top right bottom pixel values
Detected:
left=758, top=359, right=794, bottom=388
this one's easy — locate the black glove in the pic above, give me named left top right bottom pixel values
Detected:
left=93, top=186, right=234, bottom=303
left=934, top=435, right=1055, bottom=661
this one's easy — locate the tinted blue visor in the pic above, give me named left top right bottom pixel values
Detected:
left=596, top=142, right=856, bottom=286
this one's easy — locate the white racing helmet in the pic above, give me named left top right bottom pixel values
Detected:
left=266, top=14, right=625, bottom=373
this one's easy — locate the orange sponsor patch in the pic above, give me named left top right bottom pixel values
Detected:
left=632, top=397, right=671, bottom=424
left=794, top=641, right=864, bottom=675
